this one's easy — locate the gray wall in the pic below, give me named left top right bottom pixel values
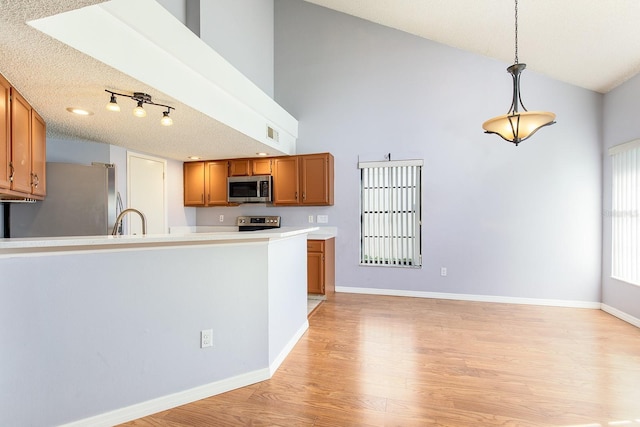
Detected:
left=602, top=72, right=640, bottom=318
left=0, top=243, right=270, bottom=426
left=200, top=0, right=274, bottom=96
left=158, top=0, right=275, bottom=97
left=228, top=0, right=603, bottom=302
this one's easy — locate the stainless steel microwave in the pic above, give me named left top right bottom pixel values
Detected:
left=227, top=175, right=272, bottom=203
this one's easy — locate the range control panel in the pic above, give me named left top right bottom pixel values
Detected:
left=237, top=216, right=281, bottom=230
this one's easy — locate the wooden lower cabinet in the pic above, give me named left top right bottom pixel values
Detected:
left=307, top=238, right=335, bottom=295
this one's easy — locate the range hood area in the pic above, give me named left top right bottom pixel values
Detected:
left=26, top=0, right=298, bottom=159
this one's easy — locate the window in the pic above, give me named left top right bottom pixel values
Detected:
left=610, top=139, right=640, bottom=286
left=358, top=159, right=422, bottom=267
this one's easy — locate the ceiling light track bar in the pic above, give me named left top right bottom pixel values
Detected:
left=105, top=89, right=175, bottom=112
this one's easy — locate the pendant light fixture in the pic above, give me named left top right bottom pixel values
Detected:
left=105, top=90, right=175, bottom=126
left=482, top=0, right=555, bottom=146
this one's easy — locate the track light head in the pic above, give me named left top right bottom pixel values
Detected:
left=160, top=109, right=173, bottom=126
left=106, top=94, right=120, bottom=112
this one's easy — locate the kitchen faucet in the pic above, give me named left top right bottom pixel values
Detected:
left=111, top=208, right=147, bottom=236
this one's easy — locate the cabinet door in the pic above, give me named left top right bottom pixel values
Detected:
left=301, top=153, right=334, bottom=205
left=229, top=159, right=250, bottom=176
left=183, top=161, right=205, bottom=206
left=307, top=251, right=324, bottom=294
left=30, top=109, right=46, bottom=197
left=252, top=158, right=271, bottom=175
left=205, top=161, right=229, bottom=206
left=10, top=89, right=31, bottom=194
left=273, top=157, right=299, bottom=205
left=0, top=74, right=10, bottom=190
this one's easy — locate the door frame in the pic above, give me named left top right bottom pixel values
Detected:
left=126, top=151, right=168, bottom=234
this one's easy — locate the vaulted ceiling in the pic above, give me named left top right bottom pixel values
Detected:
left=1, top=1, right=638, bottom=162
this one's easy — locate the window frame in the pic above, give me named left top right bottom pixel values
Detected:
left=358, top=159, right=423, bottom=268
left=609, top=139, right=640, bottom=286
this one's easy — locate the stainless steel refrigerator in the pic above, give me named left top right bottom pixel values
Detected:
left=8, top=162, right=117, bottom=238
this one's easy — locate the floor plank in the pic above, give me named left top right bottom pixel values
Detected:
left=118, top=293, right=640, bottom=426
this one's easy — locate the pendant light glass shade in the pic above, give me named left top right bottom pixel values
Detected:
left=483, top=63, right=555, bottom=146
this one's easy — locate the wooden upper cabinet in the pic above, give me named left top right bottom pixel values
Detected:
left=229, top=159, right=250, bottom=176
left=1, top=74, right=47, bottom=200
left=205, top=161, right=229, bottom=206
left=184, top=161, right=205, bottom=206
left=183, top=161, right=230, bottom=206
left=273, top=153, right=334, bottom=206
left=0, top=74, right=10, bottom=190
left=30, top=109, right=46, bottom=197
left=252, top=158, right=272, bottom=175
left=182, top=153, right=332, bottom=207
left=300, top=153, right=334, bottom=205
left=273, top=156, right=300, bottom=205
left=10, top=88, right=32, bottom=194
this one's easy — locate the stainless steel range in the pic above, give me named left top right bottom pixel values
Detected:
left=236, top=215, right=281, bottom=232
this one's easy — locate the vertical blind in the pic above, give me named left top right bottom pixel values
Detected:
left=359, top=159, right=422, bottom=267
left=610, top=139, right=640, bottom=286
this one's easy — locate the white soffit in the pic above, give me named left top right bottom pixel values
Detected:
left=28, top=0, right=298, bottom=155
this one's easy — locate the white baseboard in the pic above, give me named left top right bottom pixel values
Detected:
left=62, top=320, right=310, bottom=427
left=335, top=286, right=602, bottom=309
left=269, top=320, right=309, bottom=376
left=60, top=369, right=270, bottom=427
left=601, top=304, right=640, bottom=328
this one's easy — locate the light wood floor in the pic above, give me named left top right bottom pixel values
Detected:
left=119, top=293, right=640, bottom=426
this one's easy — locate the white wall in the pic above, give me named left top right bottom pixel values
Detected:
left=233, top=0, right=604, bottom=303
left=602, top=72, right=640, bottom=319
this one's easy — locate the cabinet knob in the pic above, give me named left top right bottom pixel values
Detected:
left=9, top=162, right=14, bottom=182
left=31, top=172, right=39, bottom=188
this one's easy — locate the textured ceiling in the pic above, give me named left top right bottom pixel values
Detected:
left=2, top=1, right=639, bottom=163
left=0, top=0, right=287, bottom=162
left=303, top=0, right=640, bottom=94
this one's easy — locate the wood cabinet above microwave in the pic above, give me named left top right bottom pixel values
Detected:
left=228, top=158, right=272, bottom=177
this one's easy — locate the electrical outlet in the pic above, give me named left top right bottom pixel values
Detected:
left=440, top=267, right=447, bottom=277
left=317, top=215, right=328, bottom=224
left=308, top=215, right=314, bottom=223
left=219, top=214, right=224, bottom=222
left=201, top=329, right=213, bottom=348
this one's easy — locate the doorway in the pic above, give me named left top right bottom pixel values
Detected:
left=127, top=152, right=167, bottom=235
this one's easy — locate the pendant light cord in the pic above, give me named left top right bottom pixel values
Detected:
left=514, top=0, right=519, bottom=64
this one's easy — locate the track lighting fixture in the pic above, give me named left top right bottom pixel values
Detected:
left=105, top=89, right=174, bottom=126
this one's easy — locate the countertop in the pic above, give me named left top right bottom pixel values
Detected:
left=0, top=226, right=320, bottom=254
left=169, top=225, right=337, bottom=240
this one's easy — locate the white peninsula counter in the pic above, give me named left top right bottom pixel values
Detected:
left=0, top=227, right=317, bottom=427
